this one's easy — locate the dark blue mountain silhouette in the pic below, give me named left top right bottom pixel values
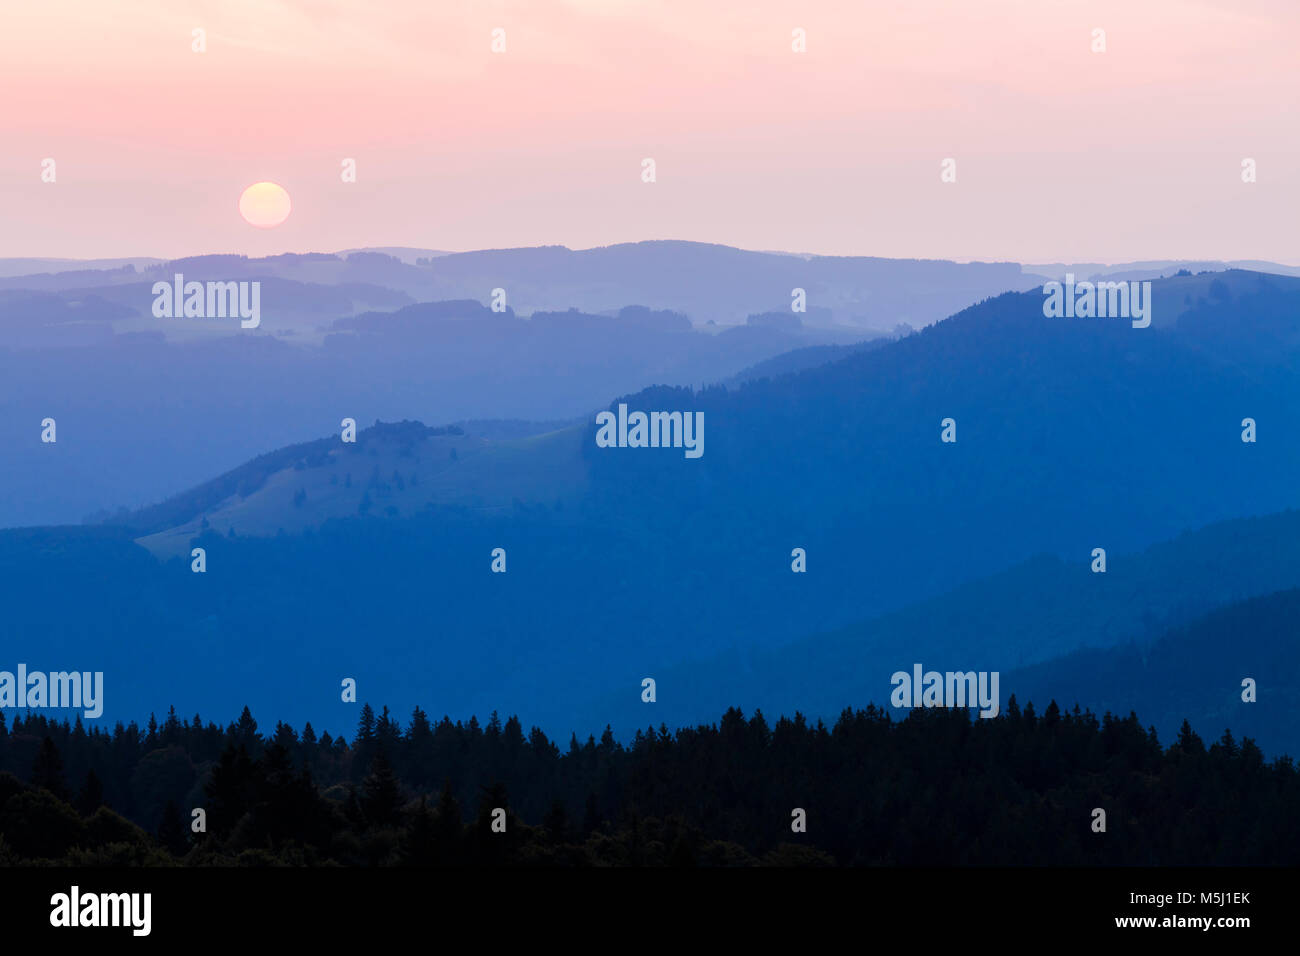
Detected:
left=3, top=269, right=1298, bottom=751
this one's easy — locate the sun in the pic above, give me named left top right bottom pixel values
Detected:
left=238, top=181, right=291, bottom=228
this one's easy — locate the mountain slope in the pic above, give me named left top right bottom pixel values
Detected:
left=6, top=269, right=1300, bottom=741
left=596, top=508, right=1300, bottom=744
left=1004, top=587, right=1300, bottom=757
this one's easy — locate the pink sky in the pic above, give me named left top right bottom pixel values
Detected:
left=1, top=0, right=1296, bottom=262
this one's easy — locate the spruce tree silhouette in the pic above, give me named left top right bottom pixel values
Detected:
left=352, top=703, right=377, bottom=781
left=432, top=779, right=463, bottom=865
left=231, top=706, right=260, bottom=751
left=206, top=744, right=258, bottom=837
left=31, top=736, right=67, bottom=800
left=362, top=746, right=403, bottom=827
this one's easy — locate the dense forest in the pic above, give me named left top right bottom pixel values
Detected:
left=1, top=698, right=1295, bottom=866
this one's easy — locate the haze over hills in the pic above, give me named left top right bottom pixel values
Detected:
left=1025, top=259, right=1300, bottom=282
left=0, top=241, right=1034, bottom=327
left=0, top=257, right=165, bottom=279
left=114, top=268, right=1300, bottom=559
left=4, top=266, right=1297, bottom=751
left=6, top=238, right=1296, bottom=530
left=1003, top=587, right=1300, bottom=758
left=334, top=247, right=454, bottom=263
left=0, top=301, right=877, bottom=527
left=6, top=239, right=1064, bottom=528
left=605, top=508, right=1300, bottom=755
left=123, top=267, right=1300, bottom=558
left=1, top=241, right=919, bottom=528
left=6, top=244, right=1297, bottom=321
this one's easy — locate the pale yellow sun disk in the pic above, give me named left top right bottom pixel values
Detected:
left=239, top=181, right=291, bottom=228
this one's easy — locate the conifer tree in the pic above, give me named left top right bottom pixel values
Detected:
left=361, top=746, right=403, bottom=827
left=31, top=736, right=67, bottom=799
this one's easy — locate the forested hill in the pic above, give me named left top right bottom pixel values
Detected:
left=5, top=270, right=1300, bottom=741
left=1, top=700, right=1294, bottom=867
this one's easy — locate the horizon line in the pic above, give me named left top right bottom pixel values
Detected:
left=5, top=241, right=1300, bottom=272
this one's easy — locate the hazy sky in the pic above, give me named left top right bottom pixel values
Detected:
left=1, top=0, right=1296, bottom=262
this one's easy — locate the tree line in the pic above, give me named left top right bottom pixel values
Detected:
left=1, top=698, right=1296, bottom=866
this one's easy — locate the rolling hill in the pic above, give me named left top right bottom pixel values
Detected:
left=4, top=268, right=1299, bottom=748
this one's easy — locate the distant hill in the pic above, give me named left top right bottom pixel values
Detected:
left=600, top=508, right=1300, bottom=752
left=412, top=241, right=1035, bottom=328
left=123, top=420, right=588, bottom=559
left=1004, top=587, right=1300, bottom=757
left=724, top=337, right=893, bottom=386
left=1025, top=259, right=1300, bottom=283
left=6, top=268, right=1298, bottom=741
left=0, top=241, right=1038, bottom=330
left=334, top=246, right=454, bottom=263
left=0, top=257, right=163, bottom=279
left=0, top=295, right=876, bottom=527
left=7, top=247, right=1298, bottom=326
left=453, top=418, right=586, bottom=440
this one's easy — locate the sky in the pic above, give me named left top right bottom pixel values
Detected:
left=0, top=0, right=1296, bottom=263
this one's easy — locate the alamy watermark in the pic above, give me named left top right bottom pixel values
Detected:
left=50, top=886, right=150, bottom=936
left=1042, top=273, right=1151, bottom=328
left=0, top=664, right=103, bottom=718
left=152, top=273, right=261, bottom=328
left=595, top=403, right=704, bottom=458
left=890, top=663, right=1000, bottom=718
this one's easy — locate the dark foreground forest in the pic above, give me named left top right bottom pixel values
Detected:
left=1, top=699, right=1296, bottom=866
